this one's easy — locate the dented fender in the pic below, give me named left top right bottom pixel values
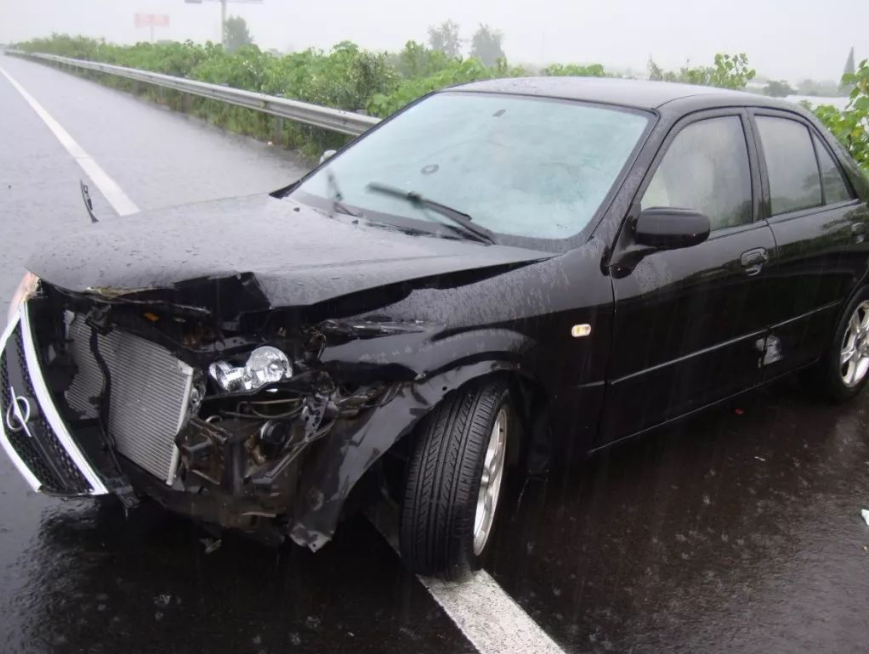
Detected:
left=319, top=323, right=537, bottom=382
left=289, top=359, right=516, bottom=551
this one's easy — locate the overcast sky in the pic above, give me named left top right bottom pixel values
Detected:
left=0, top=0, right=865, bottom=82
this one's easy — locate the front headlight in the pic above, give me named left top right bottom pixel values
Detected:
left=7, top=272, right=39, bottom=326
left=208, top=346, right=293, bottom=393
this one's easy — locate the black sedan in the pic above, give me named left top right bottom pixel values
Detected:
left=2, top=78, right=868, bottom=580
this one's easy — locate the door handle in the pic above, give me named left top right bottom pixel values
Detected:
left=740, top=248, right=768, bottom=276
left=852, top=222, right=866, bottom=243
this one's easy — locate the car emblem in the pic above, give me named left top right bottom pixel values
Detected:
left=5, top=388, right=32, bottom=436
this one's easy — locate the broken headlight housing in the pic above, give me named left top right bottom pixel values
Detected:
left=7, top=272, right=39, bottom=326
left=208, top=346, right=293, bottom=393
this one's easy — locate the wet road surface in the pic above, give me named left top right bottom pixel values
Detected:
left=2, top=55, right=869, bottom=654
left=490, top=381, right=869, bottom=653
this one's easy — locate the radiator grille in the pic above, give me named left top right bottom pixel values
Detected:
left=1, top=325, right=91, bottom=494
left=66, top=318, right=193, bottom=483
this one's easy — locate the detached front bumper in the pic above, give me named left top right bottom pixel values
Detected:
left=0, top=305, right=108, bottom=496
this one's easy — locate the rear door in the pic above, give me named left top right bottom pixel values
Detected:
left=749, top=110, right=869, bottom=377
left=601, top=109, right=776, bottom=444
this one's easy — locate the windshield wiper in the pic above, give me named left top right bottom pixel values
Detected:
left=327, top=170, right=362, bottom=218
left=366, top=182, right=496, bottom=245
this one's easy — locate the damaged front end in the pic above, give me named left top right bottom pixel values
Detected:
left=1, top=279, right=476, bottom=549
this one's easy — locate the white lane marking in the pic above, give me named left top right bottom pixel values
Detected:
left=368, top=502, right=566, bottom=654
left=0, top=66, right=140, bottom=216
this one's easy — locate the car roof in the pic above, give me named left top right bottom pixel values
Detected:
left=453, top=77, right=798, bottom=114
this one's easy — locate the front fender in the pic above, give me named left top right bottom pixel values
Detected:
left=320, top=324, right=539, bottom=381
left=288, top=359, right=517, bottom=551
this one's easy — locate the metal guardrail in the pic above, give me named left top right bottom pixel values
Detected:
left=5, top=50, right=380, bottom=136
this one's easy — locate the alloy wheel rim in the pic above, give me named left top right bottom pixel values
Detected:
left=473, top=408, right=507, bottom=556
left=840, top=301, right=869, bottom=387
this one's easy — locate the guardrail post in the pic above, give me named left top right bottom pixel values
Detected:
left=273, top=117, right=284, bottom=146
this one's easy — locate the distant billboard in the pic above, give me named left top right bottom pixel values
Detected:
left=135, top=14, right=170, bottom=28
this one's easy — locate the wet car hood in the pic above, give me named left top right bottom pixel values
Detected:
left=27, top=194, right=552, bottom=310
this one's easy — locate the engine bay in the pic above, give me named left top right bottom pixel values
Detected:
left=26, top=282, right=394, bottom=543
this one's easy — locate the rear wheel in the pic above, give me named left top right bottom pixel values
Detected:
left=803, top=287, right=869, bottom=402
left=400, top=380, right=510, bottom=580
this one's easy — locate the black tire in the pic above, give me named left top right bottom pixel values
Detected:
left=400, top=380, right=511, bottom=581
left=802, top=285, right=869, bottom=403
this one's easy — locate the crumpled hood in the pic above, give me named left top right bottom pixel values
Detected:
left=27, top=194, right=551, bottom=310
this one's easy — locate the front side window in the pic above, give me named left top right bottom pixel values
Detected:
left=813, top=134, right=853, bottom=204
left=756, top=116, right=823, bottom=215
left=291, top=93, right=650, bottom=241
left=641, top=116, right=752, bottom=231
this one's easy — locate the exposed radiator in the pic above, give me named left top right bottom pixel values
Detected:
left=65, top=316, right=194, bottom=484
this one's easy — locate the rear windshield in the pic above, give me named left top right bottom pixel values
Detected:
left=291, top=92, right=650, bottom=241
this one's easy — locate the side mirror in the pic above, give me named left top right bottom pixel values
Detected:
left=634, top=207, right=710, bottom=249
left=319, top=149, right=337, bottom=165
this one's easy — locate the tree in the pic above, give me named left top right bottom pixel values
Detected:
left=224, top=16, right=253, bottom=53
left=842, top=47, right=856, bottom=93
left=647, top=56, right=678, bottom=82
left=427, top=20, right=461, bottom=59
left=844, top=47, right=856, bottom=77
left=394, top=40, right=451, bottom=79
left=648, top=56, right=664, bottom=81
left=469, top=24, right=505, bottom=68
left=797, top=78, right=841, bottom=97
left=764, top=80, right=795, bottom=98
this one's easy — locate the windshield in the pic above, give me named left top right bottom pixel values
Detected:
left=291, top=93, right=650, bottom=240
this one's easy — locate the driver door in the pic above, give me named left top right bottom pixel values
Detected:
left=600, top=109, right=776, bottom=444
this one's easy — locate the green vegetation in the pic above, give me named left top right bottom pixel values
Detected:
left=647, top=53, right=756, bottom=89
left=14, top=33, right=868, bottom=174
left=814, top=58, right=869, bottom=174
left=540, top=63, right=605, bottom=77
left=14, top=32, right=534, bottom=155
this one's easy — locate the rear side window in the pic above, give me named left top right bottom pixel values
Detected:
left=813, top=134, right=853, bottom=204
left=641, top=116, right=752, bottom=231
left=756, top=117, right=822, bottom=215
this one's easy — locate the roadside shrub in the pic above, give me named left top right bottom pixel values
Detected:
left=367, top=58, right=499, bottom=117
left=25, top=34, right=868, bottom=176
left=647, top=53, right=755, bottom=90
left=814, top=59, right=869, bottom=175
left=541, top=63, right=605, bottom=77
left=15, top=34, right=606, bottom=153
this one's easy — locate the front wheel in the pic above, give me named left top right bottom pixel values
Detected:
left=400, top=380, right=511, bottom=580
left=802, top=286, right=869, bottom=403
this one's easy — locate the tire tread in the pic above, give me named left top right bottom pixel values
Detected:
left=400, top=380, right=507, bottom=579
